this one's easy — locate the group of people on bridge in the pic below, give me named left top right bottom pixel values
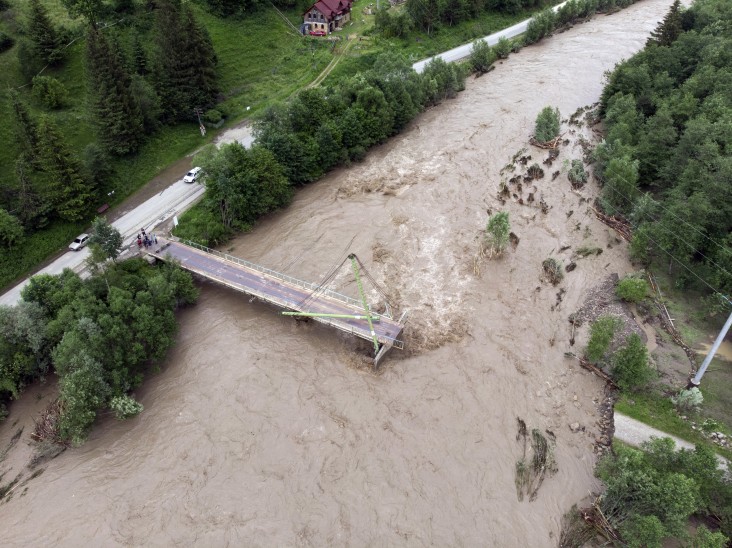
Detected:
left=137, top=228, right=158, bottom=249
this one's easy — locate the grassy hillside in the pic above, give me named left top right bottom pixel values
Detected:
left=0, top=0, right=330, bottom=290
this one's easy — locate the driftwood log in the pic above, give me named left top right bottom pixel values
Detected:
left=530, top=133, right=565, bottom=149
left=591, top=206, right=633, bottom=241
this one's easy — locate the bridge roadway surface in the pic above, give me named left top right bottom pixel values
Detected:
left=150, top=238, right=404, bottom=347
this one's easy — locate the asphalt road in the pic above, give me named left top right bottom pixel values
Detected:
left=0, top=180, right=205, bottom=306
left=412, top=1, right=569, bottom=73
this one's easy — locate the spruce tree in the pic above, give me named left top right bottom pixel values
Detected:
left=37, top=116, right=93, bottom=222
left=181, top=4, right=218, bottom=111
left=154, top=0, right=218, bottom=121
left=86, top=27, right=144, bottom=155
left=9, top=90, right=40, bottom=159
left=131, top=32, right=148, bottom=76
left=153, top=0, right=188, bottom=120
left=27, top=0, right=65, bottom=65
left=647, top=0, right=683, bottom=47
left=15, top=155, right=53, bottom=229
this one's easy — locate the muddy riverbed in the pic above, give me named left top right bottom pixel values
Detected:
left=0, top=1, right=675, bottom=544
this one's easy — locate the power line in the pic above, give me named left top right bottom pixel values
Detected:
left=596, top=173, right=732, bottom=281
left=593, top=172, right=732, bottom=304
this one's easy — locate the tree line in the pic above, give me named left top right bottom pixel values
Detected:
left=0, top=252, right=198, bottom=444
left=377, top=0, right=643, bottom=46
left=0, top=0, right=217, bottom=249
left=175, top=52, right=467, bottom=245
left=594, top=0, right=732, bottom=301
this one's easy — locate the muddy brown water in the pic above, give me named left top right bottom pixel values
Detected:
left=1, top=1, right=675, bottom=544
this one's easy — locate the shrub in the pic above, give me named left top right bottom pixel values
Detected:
left=534, top=106, right=561, bottom=142
left=612, top=333, right=654, bottom=390
left=568, top=159, right=588, bottom=185
left=576, top=245, right=602, bottom=257
left=172, top=205, right=232, bottom=247
left=671, top=387, right=703, bottom=411
left=586, top=315, right=621, bottom=362
left=205, top=108, right=222, bottom=124
left=542, top=257, right=564, bottom=285
left=484, top=211, right=510, bottom=256
left=523, top=8, right=557, bottom=45
left=0, top=31, right=13, bottom=53
left=0, top=208, right=24, bottom=249
left=494, top=36, right=512, bottom=59
left=616, top=276, right=649, bottom=302
left=620, top=514, right=665, bottom=548
left=32, top=75, right=68, bottom=109
left=110, top=395, right=144, bottom=419
left=469, top=39, right=494, bottom=74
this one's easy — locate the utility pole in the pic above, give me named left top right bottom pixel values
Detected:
left=194, top=107, right=205, bottom=137
left=689, top=307, right=732, bottom=387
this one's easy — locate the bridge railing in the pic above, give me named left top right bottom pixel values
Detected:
left=180, top=239, right=391, bottom=319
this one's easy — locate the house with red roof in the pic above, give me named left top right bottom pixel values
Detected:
left=302, top=0, right=353, bottom=35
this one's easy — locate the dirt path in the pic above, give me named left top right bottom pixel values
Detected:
left=614, top=412, right=729, bottom=469
left=308, top=38, right=353, bottom=88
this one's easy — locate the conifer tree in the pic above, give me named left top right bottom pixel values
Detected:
left=15, top=156, right=53, bottom=229
left=131, top=32, right=148, bottom=76
left=27, top=0, right=65, bottom=65
left=37, top=116, right=93, bottom=222
left=647, top=0, right=683, bottom=47
left=154, top=0, right=218, bottom=121
left=86, top=27, right=144, bottom=155
left=181, top=4, right=218, bottom=110
left=9, top=90, right=40, bottom=159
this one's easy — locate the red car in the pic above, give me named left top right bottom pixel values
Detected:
left=309, top=29, right=326, bottom=36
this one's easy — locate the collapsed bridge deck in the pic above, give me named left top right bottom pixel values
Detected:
left=149, top=238, right=404, bottom=359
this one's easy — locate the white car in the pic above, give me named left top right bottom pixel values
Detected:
left=183, top=167, right=203, bottom=184
left=69, top=233, right=90, bottom=251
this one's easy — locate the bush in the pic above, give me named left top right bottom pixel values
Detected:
left=616, top=276, right=649, bottom=302
left=32, top=76, right=68, bottom=109
left=671, top=387, right=703, bottom=411
left=469, top=39, right=494, bottom=74
left=586, top=315, right=621, bottom=362
left=568, top=159, right=588, bottom=186
left=204, top=109, right=222, bottom=124
left=484, top=211, right=510, bottom=256
left=0, top=31, right=13, bottom=53
left=534, top=106, right=561, bottom=142
left=620, top=514, right=665, bottom=548
left=612, top=333, right=654, bottom=390
left=523, top=8, right=557, bottom=45
left=172, top=205, right=232, bottom=247
left=494, top=36, right=512, bottom=59
left=0, top=208, right=24, bottom=249
left=542, top=257, right=564, bottom=285
left=110, top=395, right=144, bottom=419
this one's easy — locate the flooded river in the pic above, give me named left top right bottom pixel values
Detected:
left=1, top=1, right=674, bottom=544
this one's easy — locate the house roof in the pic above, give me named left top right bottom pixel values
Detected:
left=303, top=0, right=351, bottom=17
